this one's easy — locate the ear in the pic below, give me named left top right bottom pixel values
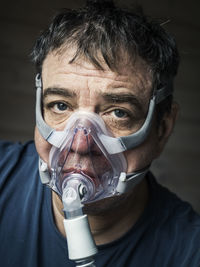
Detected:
left=156, top=102, right=179, bottom=157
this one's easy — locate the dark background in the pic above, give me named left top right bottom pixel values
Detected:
left=0, top=0, right=200, bottom=212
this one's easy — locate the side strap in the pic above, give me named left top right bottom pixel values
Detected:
left=38, top=158, right=51, bottom=184
left=116, top=166, right=149, bottom=194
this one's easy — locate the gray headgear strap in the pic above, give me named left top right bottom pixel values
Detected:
left=35, top=73, right=173, bottom=153
left=35, top=75, right=54, bottom=140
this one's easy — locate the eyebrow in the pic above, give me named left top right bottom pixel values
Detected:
left=43, top=88, right=145, bottom=114
left=102, top=93, right=144, bottom=113
left=43, top=87, right=76, bottom=99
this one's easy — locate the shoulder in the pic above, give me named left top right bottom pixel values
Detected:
left=148, top=173, right=200, bottom=265
left=149, top=173, right=200, bottom=232
left=0, top=140, right=22, bottom=153
left=0, top=140, right=38, bottom=177
left=0, top=140, right=36, bottom=156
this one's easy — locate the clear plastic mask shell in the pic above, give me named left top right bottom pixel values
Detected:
left=49, top=111, right=127, bottom=203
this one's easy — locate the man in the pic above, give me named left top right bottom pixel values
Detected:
left=0, top=0, right=200, bottom=266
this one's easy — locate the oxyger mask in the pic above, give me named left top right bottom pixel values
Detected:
left=48, top=111, right=127, bottom=203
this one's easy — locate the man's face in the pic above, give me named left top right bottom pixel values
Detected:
left=35, top=47, right=163, bottom=211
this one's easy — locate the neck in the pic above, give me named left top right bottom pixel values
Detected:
left=52, top=178, right=149, bottom=245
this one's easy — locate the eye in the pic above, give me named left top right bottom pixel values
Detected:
left=46, top=101, right=69, bottom=113
left=112, top=109, right=128, bottom=118
left=55, top=102, right=68, bottom=111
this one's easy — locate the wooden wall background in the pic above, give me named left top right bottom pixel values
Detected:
left=0, top=0, right=199, bottom=212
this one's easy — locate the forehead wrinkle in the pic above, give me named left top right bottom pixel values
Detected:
left=43, top=49, right=153, bottom=88
left=42, top=49, right=153, bottom=106
left=56, top=69, right=129, bottom=84
left=43, top=53, right=129, bottom=82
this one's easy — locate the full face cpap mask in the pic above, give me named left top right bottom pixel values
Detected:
left=49, top=111, right=128, bottom=204
left=35, top=74, right=172, bottom=266
left=35, top=74, right=172, bottom=203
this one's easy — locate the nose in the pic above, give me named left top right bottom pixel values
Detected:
left=70, top=125, right=99, bottom=155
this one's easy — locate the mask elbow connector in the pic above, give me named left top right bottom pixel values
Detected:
left=62, top=187, right=98, bottom=266
left=62, top=187, right=84, bottom=219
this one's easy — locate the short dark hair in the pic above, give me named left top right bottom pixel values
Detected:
left=31, top=0, right=179, bottom=122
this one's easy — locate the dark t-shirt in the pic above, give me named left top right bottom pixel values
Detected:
left=0, top=140, right=200, bottom=267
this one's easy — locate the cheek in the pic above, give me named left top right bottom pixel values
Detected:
left=34, top=127, right=52, bottom=163
left=44, top=111, right=68, bottom=131
left=124, top=130, right=159, bottom=173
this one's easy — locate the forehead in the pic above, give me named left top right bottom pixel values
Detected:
left=42, top=47, right=153, bottom=97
